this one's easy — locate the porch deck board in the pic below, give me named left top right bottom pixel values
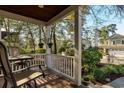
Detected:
left=35, top=70, right=77, bottom=88
left=0, top=63, right=78, bottom=88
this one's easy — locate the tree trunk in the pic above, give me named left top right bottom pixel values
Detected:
left=27, top=23, right=36, bottom=53
left=4, top=18, right=11, bottom=47
left=53, top=31, right=57, bottom=54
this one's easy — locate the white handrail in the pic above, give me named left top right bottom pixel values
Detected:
left=0, top=54, right=76, bottom=82
left=50, top=54, right=75, bottom=80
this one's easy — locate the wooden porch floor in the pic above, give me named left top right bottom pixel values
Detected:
left=0, top=66, right=79, bottom=88
left=35, top=70, right=78, bottom=88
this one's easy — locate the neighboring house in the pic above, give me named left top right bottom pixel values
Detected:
left=98, top=34, right=124, bottom=54
left=98, top=34, right=124, bottom=64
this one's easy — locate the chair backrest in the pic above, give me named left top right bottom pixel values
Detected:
left=0, top=41, right=17, bottom=87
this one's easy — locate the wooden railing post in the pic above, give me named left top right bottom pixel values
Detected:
left=74, top=6, right=82, bottom=86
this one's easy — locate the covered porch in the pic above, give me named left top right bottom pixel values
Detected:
left=0, top=5, right=82, bottom=87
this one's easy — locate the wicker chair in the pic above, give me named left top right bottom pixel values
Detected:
left=0, top=41, right=45, bottom=88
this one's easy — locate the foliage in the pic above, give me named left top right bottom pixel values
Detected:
left=20, top=48, right=32, bottom=54
left=103, top=65, right=119, bottom=74
left=82, top=6, right=123, bottom=47
left=58, top=46, right=66, bottom=53
left=51, top=12, right=75, bottom=54
left=38, top=43, right=44, bottom=48
left=65, top=48, right=74, bottom=56
left=47, top=43, right=53, bottom=48
left=98, top=24, right=117, bottom=44
left=95, top=65, right=119, bottom=80
left=83, top=74, right=95, bottom=81
left=94, top=64, right=124, bottom=81
left=58, top=40, right=73, bottom=56
left=115, top=65, right=124, bottom=75
left=94, top=68, right=106, bottom=80
left=82, top=47, right=102, bottom=81
left=36, top=48, right=46, bottom=53
left=0, top=16, right=43, bottom=53
left=82, top=47, right=102, bottom=73
left=20, top=48, right=46, bottom=54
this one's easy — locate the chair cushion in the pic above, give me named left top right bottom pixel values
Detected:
left=14, top=70, right=43, bottom=87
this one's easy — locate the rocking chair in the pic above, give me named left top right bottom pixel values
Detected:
left=0, top=41, right=45, bottom=88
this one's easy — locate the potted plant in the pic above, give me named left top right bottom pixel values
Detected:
left=47, top=42, right=53, bottom=48
left=38, top=42, right=44, bottom=48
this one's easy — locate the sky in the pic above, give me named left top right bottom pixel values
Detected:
left=84, top=5, right=124, bottom=37
left=117, top=19, right=124, bottom=35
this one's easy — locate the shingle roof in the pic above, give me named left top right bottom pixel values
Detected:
left=107, top=34, right=124, bottom=39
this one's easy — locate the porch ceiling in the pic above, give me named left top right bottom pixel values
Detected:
left=0, top=5, right=70, bottom=25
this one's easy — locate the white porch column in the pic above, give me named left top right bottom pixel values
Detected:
left=74, top=6, right=82, bottom=86
left=46, top=26, right=52, bottom=68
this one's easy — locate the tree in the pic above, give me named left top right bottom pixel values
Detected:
left=22, top=22, right=39, bottom=53
left=0, top=17, right=24, bottom=47
left=58, top=39, right=73, bottom=56
left=51, top=24, right=57, bottom=54
left=81, top=6, right=124, bottom=46
left=50, top=12, right=76, bottom=54
left=98, top=24, right=117, bottom=44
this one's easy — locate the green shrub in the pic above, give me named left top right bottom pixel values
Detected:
left=20, top=48, right=32, bottom=54
left=58, top=46, right=66, bottom=53
left=102, top=65, right=119, bottom=75
left=94, top=64, right=124, bottom=81
left=83, top=74, right=95, bottom=81
left=82, top=47, right=102, bottom=81
left=65, top=48, right=74, bottom=56
left=94, top=68, right=106, bottom=80
left=115, top=65, right=124, bottom=75
left=107, top=65, right=119, bottom=74
left=82, top=47, right=102, bottom=74
left=20, top=48, right=46, bottom=54
left=58, top=40, right=73, bottom=54
left=82, top=47, right=102, bottom=64
left=36, top=48, right=46, bottom=53
left=82, top=64, right=89, bottom=73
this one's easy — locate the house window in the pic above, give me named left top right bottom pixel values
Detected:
left=113, top=41, right=115, bottom=45
left=106, top=41, right=108, bottom=45
left=116, top=40, right=120, bottom=44
left=122, top=40, right=124, bottom=44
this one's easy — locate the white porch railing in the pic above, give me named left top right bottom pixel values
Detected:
left=0, top=54, right=76, bottom=82
left=0, top=54, right=46, bottom=76
left=50, top=54, right=75, bottom=80
left=30, top=54, right=46, bottom=67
